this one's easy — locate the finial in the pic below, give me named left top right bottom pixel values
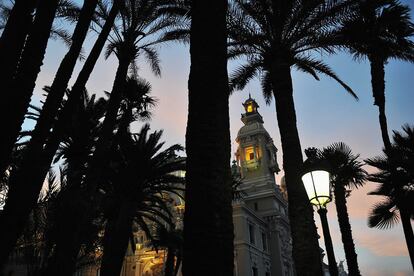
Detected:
left=248, top=92, right=252, bottom=99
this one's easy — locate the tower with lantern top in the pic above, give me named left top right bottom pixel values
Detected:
left=232, top=95, right=294, bottom=276
left=235, top=95, right=280, bottom=188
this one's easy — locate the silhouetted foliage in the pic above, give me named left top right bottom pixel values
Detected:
left=314, top=143, right=367, bottom=276
left=366, top=124, right=414, bottom=269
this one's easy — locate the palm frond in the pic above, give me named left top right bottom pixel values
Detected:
left=294, top=57, right=358, bottom=99
left=230, top=60, right=261, bottom=92
left=260, top=71, right=273, bottom=105
left=141, top=46, right=161, bottom=77
left=368, top=200, right=399, bottom=229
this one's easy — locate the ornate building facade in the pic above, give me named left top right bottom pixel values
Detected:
left=232, top=96, right=294, bottom=276
left=100, top=96, right=295, bottom=276
left=114, top=96, right=295, bottom=276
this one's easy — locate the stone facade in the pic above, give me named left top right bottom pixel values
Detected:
left=232, top=96, right=294, bottom=276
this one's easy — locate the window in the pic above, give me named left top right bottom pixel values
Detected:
left=245, top=147, right=255, bottom=161
left=254, top=202, right=258, bottom=211
left=265, top=272, right=270, bottom=276
left=249, top=224, right=255, bottom=245
left=252, top=266, right=258, bottom=276
left=262, top=232, right=268, bottom=251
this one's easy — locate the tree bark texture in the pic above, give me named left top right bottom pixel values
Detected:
left=270, top=60, right=323, bottom=276
left=0, top=0, right=36, bottom=73
left=0, top=0, right=37, bottom=141
left=369, top=57, right=392, bottom=152
left=183, top=0, right=234, bottom=275
left=334, top=184, right=361, bottom=276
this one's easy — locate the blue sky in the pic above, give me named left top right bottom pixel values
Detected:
left=25, top=1, right=414, bottom=275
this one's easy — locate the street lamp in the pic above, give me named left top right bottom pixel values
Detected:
left=302, top=148, right=338, bottom=276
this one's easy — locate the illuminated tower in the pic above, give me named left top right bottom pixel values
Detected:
left=235, top=95, right=279, bottom=185
left=233, top=96, right=293, bottom=276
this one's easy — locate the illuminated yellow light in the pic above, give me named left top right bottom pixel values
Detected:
left=245, top=147, right=255, bottom=161
left=247, top=103, right=253, bottom=113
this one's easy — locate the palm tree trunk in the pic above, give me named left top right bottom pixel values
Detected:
left=0, top=0, right=58, bottom=177
left=0, top=0, right=37, bottom=121
left=0, top=0, right=59, bottom=267
left=369, top=57, right=392, bottom=152
left=28, top=0, right=98, bottom=161
left=400, top=209, right=414, bottom=270
left=100, top=201, right=134, bottom=276
left=334, top=184, right=360, bottom=276
left=269, top=60, right=323, bottom=276
left=183, top=0, right=234, bottom=275
left=164, top=247, right=175, bottom=276
left=0, top=0, right=36, bottom=64
left=43, top=0, right=120, bottom=168
left=83, top=52, right=131, bottom=196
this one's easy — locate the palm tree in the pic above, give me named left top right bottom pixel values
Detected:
left=0, top=0, right=106, bottom=265
left=183, top=0, right=234, bottom=275
left=55, top=2, right=180, bottom=270
left=81, top=0, right=181, bottom=199
left=0, top=0, right=96, bottom=175
left=45, top=77, right=156, bottom=276
left=365, top=124, right=414, bottom=270
left=227, top=1, right=358, bottom=274
left=0, top=0, right=61, bottom=265
left=99, top=124, right=185, bottom=276
left=315, top=143, right=367, bottom=276
left=338, top=0, right=414, bottom=152
left=0, top=1, right=121, bottom=266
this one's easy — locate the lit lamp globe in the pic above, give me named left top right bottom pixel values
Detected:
left=301, top=170, right=331, bottom=208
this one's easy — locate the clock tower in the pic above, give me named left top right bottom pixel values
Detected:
left=235, top=95, right=280, bottom=185
left=232, top=96, right=294, bottom=276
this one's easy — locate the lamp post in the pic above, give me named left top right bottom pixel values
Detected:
left=302, top=148, right=338, bottom=276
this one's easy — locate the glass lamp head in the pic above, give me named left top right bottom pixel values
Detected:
left=302, top=170, right=331, bottom=208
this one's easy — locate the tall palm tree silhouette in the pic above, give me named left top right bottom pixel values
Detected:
left=315, top=143, right=367, bottom=276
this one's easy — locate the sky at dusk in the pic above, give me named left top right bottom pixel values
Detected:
left=24, top=1, right=414, bottom=275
